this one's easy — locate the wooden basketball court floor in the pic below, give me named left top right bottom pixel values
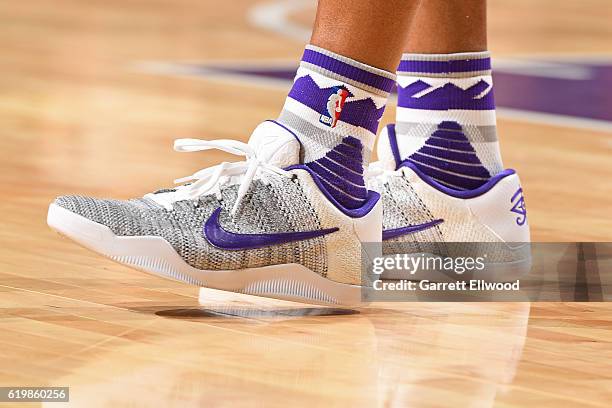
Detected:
left=0, top=1, right=611, bottom=406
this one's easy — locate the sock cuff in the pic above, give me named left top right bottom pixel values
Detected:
left=302, top=45, right=396, bottom=95
left=398, top=51, right=491, bottom=77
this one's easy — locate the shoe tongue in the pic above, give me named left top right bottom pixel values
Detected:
left=376, top=124, right=400, bottom=171
left=248, top=121, right=301, bottom=168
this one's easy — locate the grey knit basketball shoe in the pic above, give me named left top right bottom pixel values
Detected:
left=48, top=121, right=381, bottom=305
left=367, top=124, right=531, bottom=282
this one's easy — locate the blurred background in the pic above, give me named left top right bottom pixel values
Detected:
left=1, top=0, right=611, bottom=242
left=0, top=2, right=611, bottom=407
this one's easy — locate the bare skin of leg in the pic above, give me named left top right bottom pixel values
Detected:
left=310, top=0, right=421, bottom=71
left=405, top=0, right=487, bottom=54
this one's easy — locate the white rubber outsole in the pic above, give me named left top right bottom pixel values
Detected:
left=47, top=203, right=365, bottom=306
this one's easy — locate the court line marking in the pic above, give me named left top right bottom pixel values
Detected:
left=133, top=61, right=292, bottom=90
left=248, top=0, right=312, bottom=41
left=247, top=0, right=612, bottom=64
left=497, top=108, right=612, bottom=133
left=133, top=61, right=612, bottom=134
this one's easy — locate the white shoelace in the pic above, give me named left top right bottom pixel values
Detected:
left=144, top=138, right=292, bottom=214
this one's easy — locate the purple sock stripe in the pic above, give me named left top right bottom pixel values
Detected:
left=409, top=153, right=492, bottom=178
left=307, top=161, right=365, bottom=187
left=287, top=75, right=384, bottom=133
left=316, top=157, right=362, bottom=183
left=438, top=120, right=462, bottom=131
left=400, top=80, right=432, bottom=96
left=334, top=142, right=362, bottom=158
left=418, top=146, right=481, bottom=164
left=389, top=123, right=509, bottom=196
left=326, top=151, right=363, bottom=173
left=317, top=177, right=365, bottom=209
left=405, top=159, right=488, bottom=190
left=425, top=138, right=476, bottom=152
left=465, top=80, right=491, bottom=96
left=302, top=48, right=395, bottom=93
left=308, top=134, right=368, bottom=197
left=341, top=135, right=363, bottom=149
left=429, top=135, right=471, bottom=143
left=285, top=165, right=379, bottom=216
left=314, top=159, right=364, bottom=185
left=398, top=57, right=491, bottom=74
left=404, top=120, right=491, bottom=190
left=338, top=100, right=385, bottom=134
left=306, top=162, right=367, bottom=198
left=430, top=129, right=468, bottom=141
left=397, top=79, right=495, bottom=110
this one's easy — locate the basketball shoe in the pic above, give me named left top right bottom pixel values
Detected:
left=47, top=121, right=381, bottom=305
left=368, top=124, right=531, bottom=281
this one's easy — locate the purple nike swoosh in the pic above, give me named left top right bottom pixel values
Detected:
left=204, top=208, right=339, bottom=250
left=383, top=219, right=444, bottom=240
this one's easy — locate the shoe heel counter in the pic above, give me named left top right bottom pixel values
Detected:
left=328, top=194, right=382, bottom=285
left=353, top=194, right=382, bottom=243
left=467, top=173, right=531, bottom=243
left=295, top=169, right=381, bottom=285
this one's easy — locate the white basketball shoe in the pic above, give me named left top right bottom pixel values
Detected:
left=368, top=124, right=531, bottom=281
left=47, top=121, right=381, bottom=305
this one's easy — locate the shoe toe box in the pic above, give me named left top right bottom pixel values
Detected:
left=53, top=195, right=159, bottom=237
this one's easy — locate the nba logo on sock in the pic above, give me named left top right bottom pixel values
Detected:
left=320, top=86, right=349, bottom=128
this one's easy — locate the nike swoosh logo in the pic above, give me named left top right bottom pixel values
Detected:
left=383, top=219, right=444, bottom=240
left=204, top=208, right=339, bottom=250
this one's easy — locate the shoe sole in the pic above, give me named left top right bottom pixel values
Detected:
left=47, top=203, right=364, bottom=306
